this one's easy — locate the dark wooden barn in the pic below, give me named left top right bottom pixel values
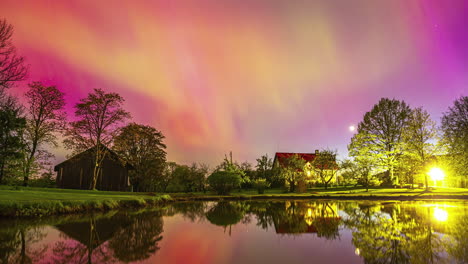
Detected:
left=54, top=145, right=133, bottom=191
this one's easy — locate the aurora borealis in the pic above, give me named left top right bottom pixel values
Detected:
left=1, top=0, right=467, bottom=165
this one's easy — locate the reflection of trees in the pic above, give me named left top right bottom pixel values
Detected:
left=343, top=203, right=447, bottom=264
left=108, top=212, right=164, bottom=262
left=205, top=202, right=245, bottom=235
left=247, top=201, right=341, bottom=240
left=444, top=215, right=468, bottom=263
left=168, top=202, right=208, bottom=222
left=52, top=211, right=164, bottom=264
left=0, top=226, right=47, bottom=264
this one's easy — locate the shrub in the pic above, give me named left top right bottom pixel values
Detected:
left=208, top=171, right=241, bottom=195
left=252, top=178, right=270, bottom=194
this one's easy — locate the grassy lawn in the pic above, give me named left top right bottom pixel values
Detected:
left=0, top=186, right=171, bottom=217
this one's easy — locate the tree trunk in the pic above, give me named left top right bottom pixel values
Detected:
left=91, top=165, right=100, bottom=190
left=324, top=181, right=328, bottom=190
left=425, top=174, right=429, bottom=191
left=390, top=167, right=398, bottom=186
left=289, top=180, right=295, bottom=192
left=0, top=161, right=4, bottom=184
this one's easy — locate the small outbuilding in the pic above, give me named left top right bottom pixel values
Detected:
left=54, top=145, right=133, bottom=191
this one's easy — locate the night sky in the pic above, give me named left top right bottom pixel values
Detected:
left=2, top=0, right=467, bottom=165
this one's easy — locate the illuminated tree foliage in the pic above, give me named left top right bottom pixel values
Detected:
left=64, top=88, right=130, bottom=190
left=312, top=149, right=339, bottom=189
left=441, top=96, right=468, bottom=185
left=348, top=133, right=382, bottom=191
left=0, top=19, right=28, bottom=90
left=401, top=107, right=438, bottom=189
left=113, top=123, right=166, bottom=192
left=351, top=98, right=411, bottom=186
left=279, top=154, right=306, bottom=192
left=22, top=82, right=66, bottom=186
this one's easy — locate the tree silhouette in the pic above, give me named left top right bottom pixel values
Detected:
left=64, top=88, right=130, bottom=190
left=0, top=19, right=28, bottom=90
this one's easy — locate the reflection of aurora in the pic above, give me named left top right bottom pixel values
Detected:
left=1, top=201, right=468, bottom=263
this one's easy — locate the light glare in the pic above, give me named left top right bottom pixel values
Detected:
left=428, top=167, right=445, bottom=182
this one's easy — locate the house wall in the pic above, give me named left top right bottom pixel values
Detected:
left=56, top=156, right=129, bottom=191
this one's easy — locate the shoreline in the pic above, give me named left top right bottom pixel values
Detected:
left=171, top=194, right=468, bottom=202
left=2, top=188, right=468, bottom=217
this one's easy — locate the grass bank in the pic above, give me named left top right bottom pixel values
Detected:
left=0, top=186, right=171, bottom=217
left=2, top=186, right=467, bottom=217
left=169, top=187, right=468, bottom=201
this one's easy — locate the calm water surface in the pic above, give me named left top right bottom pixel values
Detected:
left=0, top=200, right=467, bottom=264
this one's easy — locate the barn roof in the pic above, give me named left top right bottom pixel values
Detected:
left=54, top=144, right=134, bottom=171
left=273, top=152, right=318, bottom=166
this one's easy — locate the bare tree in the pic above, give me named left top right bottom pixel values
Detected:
left=22, top=82, right=66, bottom=186
left=0, top=19, right=28, bottom=90
left=64, top=88, right=130, bottom=190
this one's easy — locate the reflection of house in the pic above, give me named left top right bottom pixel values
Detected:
left=274, top=202, right=341, bottom=235
left=54, top=145, right=133, bottom=191
left=55, top=216, right=128, bottom=250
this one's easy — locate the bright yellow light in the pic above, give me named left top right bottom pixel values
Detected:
left=306, top=170, right=311, bottom=177
left=355, top=248, right=360, bottom=256
left=307, top=208, right=313, bottom=217
left=349, top=125, right=356, bottom=132
left=428, top=167, right=445, bottom=182
left=433, top=207, right=448, bottom=222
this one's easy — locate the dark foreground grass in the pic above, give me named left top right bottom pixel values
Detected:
left=0, top=186, right=171, bottom=217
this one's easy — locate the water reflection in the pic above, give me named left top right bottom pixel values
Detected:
left=0, top=200, right=467, bottom=263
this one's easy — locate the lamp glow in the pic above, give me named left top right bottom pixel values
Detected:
left=428, top=167, right=445, bottom=182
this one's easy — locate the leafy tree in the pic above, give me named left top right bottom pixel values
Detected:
left=348, top=132, right=382, bottom=191
left=352, top=98, right=411, bottom=185
left=190, top=163, right=209, bottom=193
left=216, top=152, right=248, bottom=188
left=279, top=154, right=306, bottom=192
left=339, top=159, right=359, bottom=186
left=441, top=96, right=468, bottom=185
left=255, top=154, right=279, bottom=186
left=207, top=171, right=241, bottom=195
left=64, top=88, right=130, bottom=190
left=165, top=163, right=208, bottom=193
left=402, top=107, right=438, bottom=189
left=312, top=149, right=339, bottom=189
left=113, top=123, right=166, bottom=192
left=252, top=178, right=270, bottom=194
left=22, top=82, right=65, bottom=186
left=0, top=19, right=28, bottom=90
left=396, top=152, right=422, bottom=188
left=239, top=161, right=255, bottom=188
left=0, top=93, right=25, bottom=184
left=159, top=162, right=178, bottom=192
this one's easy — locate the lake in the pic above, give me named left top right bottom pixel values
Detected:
left=0, top=200, right=467, bottom=264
